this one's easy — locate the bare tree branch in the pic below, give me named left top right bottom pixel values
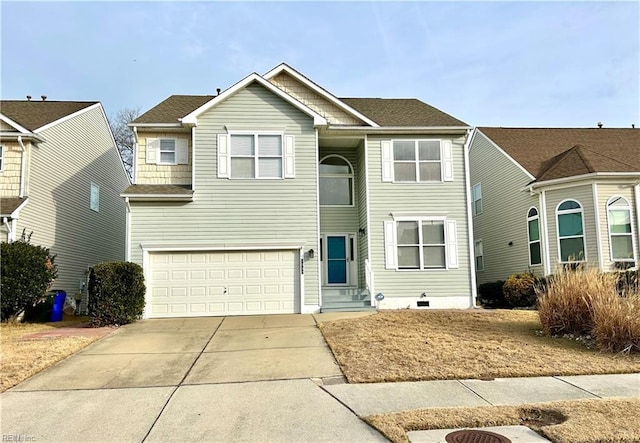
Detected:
left=109, top=107, right=140, bottom=180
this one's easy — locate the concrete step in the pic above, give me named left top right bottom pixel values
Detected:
left=321, top=300, right=375, bottom=313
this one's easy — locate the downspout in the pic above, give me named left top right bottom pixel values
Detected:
left=539, top=188, right=552, bottom=275
left=462, top=128, right=477, bottom=307
left=132, top=126, right=138, bottom=184
left=125, top=197, right=131, bottom=262
left=2, top=217, right=13, bottom=242
left=592, top=183, right=604, bottom=271
left=635, top=183, right=640, bottom=262
left=17, top=136, right=27, bottom=198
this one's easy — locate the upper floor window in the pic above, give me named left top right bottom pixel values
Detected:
left=319, top=155, right=353, bottom=206
left=90, top=183, right=99, bottom=212
left=472, top=183, right=482, bottom=216
left=607, top=196, right=634, bottom=261
left=230, top=134, right=282, bottom=179
left=474, top=239, right=484, bottom=271
left=556, top=200, right=585, bottom=262
left=527, top=207, right=542, bottom=266
left=146, top=138, right=188, bottom=165
left=159, top=139, right=176, bottom=164
left=393, top=140, right=441, bottom=182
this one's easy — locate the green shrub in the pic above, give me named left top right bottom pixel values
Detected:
left=1, top=233, right=57, bottom=322
left=502, top=272, right=541, bottom=308
left=477, top=280, right=508, bottom=308
left=88, top=261, right=145, bottom=326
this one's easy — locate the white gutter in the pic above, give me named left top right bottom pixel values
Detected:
left=462, top=128, right=478, bottom=307
left=328, top=125, right=472, bottom=134
left=17, top=136, right=27, bottom=198
left=528, top=171, right=640, bottom=190
left=127, top=123, right=183, bottom=128
left=120, top=194, right=193, bottom=201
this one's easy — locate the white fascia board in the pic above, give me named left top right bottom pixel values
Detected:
left=120, top=194, right=193, bottom=201
left=263, top=63, right=380, bottom=127
left=0, top=114, right=32, bottom=134
left=128, top=123, right=183, bottom=128
left=140, top=242, right=306, bottom=252
left=530, top=172, right=640, bottom=190
left=97, top=103, right=132, bottom=184
left=35, top=102, right=101, bottom=132
left=328, top=126, right=472, bottom=134
left=0, top=131, right=44, bottom=143
left=473, top=129, right=536, bottom=180
left=181, top=73, right=327, bottom=127
left=8, top=197, right=29, bottom=218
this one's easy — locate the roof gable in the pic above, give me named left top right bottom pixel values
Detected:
left=133, top=95, right=215, bottom=125
left=478, top=127, right=640, bottom=180
left=0, top=101, right=97, bottom=131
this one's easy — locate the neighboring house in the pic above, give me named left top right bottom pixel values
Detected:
left=469, top=127, right=640, bottom=285
left=0, top=99, right=130, bottom=309
left=124, top=63, right=476, bottom=318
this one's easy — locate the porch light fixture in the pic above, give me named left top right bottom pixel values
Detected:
left=308, top=249, right=314, bottom=259
left=358, top=227, right=366, bottom=236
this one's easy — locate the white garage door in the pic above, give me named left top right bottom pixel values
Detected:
left=148, top=250, right=300, bottom=318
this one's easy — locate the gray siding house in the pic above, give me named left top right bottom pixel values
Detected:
left=469, top=127, right=640, bottom=285
left=0, top=99, right=130, bottom=304
left=125, top=64, right=476, bottom=318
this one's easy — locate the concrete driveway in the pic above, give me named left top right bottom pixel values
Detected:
left=1, top=314, right=385, bottom=442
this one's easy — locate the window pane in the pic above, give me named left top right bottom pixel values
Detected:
left=528, top=218, right=540, bottom=241
left=327, top=260, right=347, bottom=283
left=418, top=141, right=440, bottom=160
left=611, top=236, right=634, bottom=260
left=558, top=213, right=583, bottom=236
left=529, top=242, right=542, bottom=265
left=476, top=256, right=484, bottom=271
left=609, top=210, right=631, bottom=234
left=230, top=135, right=255, bottom=155
left=160, top=152, right=175, bottom=163
left=422, top=221, right=444, bottom=244
left=393, top=141, right=415, bottom=160
left=397, top=221, right=419, bottom=244
left=472, top=184, right=482, bottom=200
left=423, top=246, right=445, bottom=268
left=258, top=135, right=282, bottom=156
left=560, top=237, right=585, bottom=262
left=474, top=200, right=483, bottom=215
left=419, top=162, right=441, bottom=181
left=559, top=200, right=581, bottom=211
left=327, top=236, right=346, bottom=259
left=528, top=207, right=538, bottom=218
left=394, top=163, right=416, bottom=181
left=320, top=157, right=351, bottom=174
left=230, top=158, right=254, bottom=178
left=160, top=139, right=175, bottom=152
left=320, top=177, right=352, bottom=205
left=258, top=158, right=282, bottom=178
left=608, top=197, right=628, bottom=208
left=398, top=246, right=420, bottom=268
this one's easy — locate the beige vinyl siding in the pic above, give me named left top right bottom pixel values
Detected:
left=319, top=147, right=359, bottom=233
left=136, top=131, right=191, bottom=184
left=0, top=141, right=24, bottom=196
left=356, top=141, right=369, bottom=289
left=367, top=134, right=472, bottom=300
left=15, top=105, right=129, bottom=295
left=595, top=181, right=639, bottom=270
left=469, top=131, right=541, bottom=284
left=545, top=184, right=598, bottom=270
left=268, top=73, right=363, bottom=126
left=129, top=83, right=320, bottom=306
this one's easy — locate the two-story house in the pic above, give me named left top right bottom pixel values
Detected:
left=124, top=64, right=476, bottom=318
left=469, top=127, right=640, bottom=285
left=0, top=99, right=130, bottom=309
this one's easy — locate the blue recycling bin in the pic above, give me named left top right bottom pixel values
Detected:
left=49, top=290, right=67, bottom=322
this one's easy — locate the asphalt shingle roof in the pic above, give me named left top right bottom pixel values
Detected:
left=0, top=101, right=97, bottom=131
left=122, top=184, right=194, bottom=195
left=479, top=127, right=640, bottom=181
left=0, top=197, right=28, bottom=217
left=132, top=95, right=215, bottom=124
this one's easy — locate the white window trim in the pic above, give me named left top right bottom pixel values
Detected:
left=229, top=131, right=285, bottom=180
left=394, top=215, right=448, bottom=271
left=474, top=239, right=484, bottom=271
left=556, top=199, right=587, bottom=263
left=157, top=138, right=178, bottom=166
left=606, top=195, right=636, bottom=262
left=527, top=207, right=542, bottom=266
left=392, top=139, right=444, bottom=184
left=90, top=182, right=100, bottom=212
left=319, top=154, right=355, bottom=207
left=472, top=183, right=482, bottom=216
left=0, top=144, right=4, bottom=172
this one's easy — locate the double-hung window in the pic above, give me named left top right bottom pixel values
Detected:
left=159, top=139, right=176, bottom=164
left=145, top=138, right=188, bottom=165
left=527, top=207, right=542, bottom=265
left=607, top=196, right=634, bottom=261
left=556, top=200, right=585, bottom=262
left=472, top=183, right=482, bottom=215
left=230, top=134, right=283, bottom=179
left=393, top=140, right=442, bottom=182
left=474, top=239, right=484, bottom=271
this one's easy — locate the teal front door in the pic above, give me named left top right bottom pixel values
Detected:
left=327, top=235, right=348, bottom=285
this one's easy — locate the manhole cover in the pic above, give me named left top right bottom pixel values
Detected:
left=445, top=429, right=512, bottom=443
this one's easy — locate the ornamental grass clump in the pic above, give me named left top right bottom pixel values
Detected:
left=591, top=289, right=640, bottom=354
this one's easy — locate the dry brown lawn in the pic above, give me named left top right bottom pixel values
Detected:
left=1, top=318, right=105, bottom=392
left=318, top=309, right=640, bottom=383
left=365, top=398, right=640, bottom=443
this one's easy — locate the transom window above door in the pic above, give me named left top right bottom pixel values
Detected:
left=319, top=155, right=354, bottom=206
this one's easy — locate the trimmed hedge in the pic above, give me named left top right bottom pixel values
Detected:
left=1, top=234, right=57, bottom=321
left=88, top=261, right=146, bottom=326
left=477, top=280, right=508, bottom=308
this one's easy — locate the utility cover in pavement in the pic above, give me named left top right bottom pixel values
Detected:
left=445, top=429, right=511, bottom=443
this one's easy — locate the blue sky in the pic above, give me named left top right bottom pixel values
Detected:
left=2, top=1, right=638, bottom=127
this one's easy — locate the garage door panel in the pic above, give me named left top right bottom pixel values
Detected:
left=148, top=250, right=299, bottom=318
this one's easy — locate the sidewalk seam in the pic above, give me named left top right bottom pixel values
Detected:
left=552, top=376, right=603, bottom=399
left=456, top=380, right=495, bottom=406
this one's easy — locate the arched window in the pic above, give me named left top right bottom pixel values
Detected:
left=607, top=196, right=634, bottom=261
left=527, top=207, right=542, bottom=265
left=319, top=155, right=353, bottom=206
left=556, top=200, right=585, bottom=262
